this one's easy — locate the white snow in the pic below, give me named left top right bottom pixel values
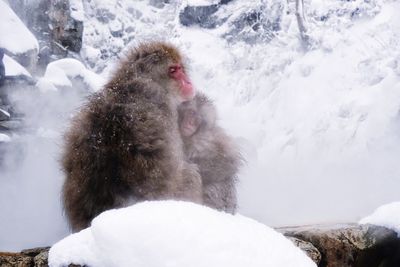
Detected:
left=0, top=0, right=39, bottom=54
left=3, top=54, right=32, bottom=77
left=0, top=133, right=11, bottom=142
left=359, top=202, right=400, bottom=236
left=186, top=0, right=220, bottom=6
left=69, top=0, right=84, bottom=21
left=38, top=58, right=105, bottom=92
left=49, top=201, right=316, bottom=267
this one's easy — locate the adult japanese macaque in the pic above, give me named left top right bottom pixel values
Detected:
left=62, top=42, right=202, bottom=231
left=178, top=93, right=242, bottom=213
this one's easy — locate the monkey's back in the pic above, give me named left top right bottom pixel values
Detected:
left=62, top=79, right=180, bottom=231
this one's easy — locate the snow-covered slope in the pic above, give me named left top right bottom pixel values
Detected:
left=77, top=0, right=400, bottom=226
left=49, top=201, right=316, bottom=267
left=0, top=0, right=39, bottom=55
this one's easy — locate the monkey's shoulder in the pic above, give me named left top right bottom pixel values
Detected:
left=105, top=78, right=168, bottom=107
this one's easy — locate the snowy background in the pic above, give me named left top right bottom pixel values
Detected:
left=1, top=0, right=400, bottom=252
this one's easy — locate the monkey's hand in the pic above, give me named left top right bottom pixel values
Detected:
left=177, top=162, right=203, bottom=204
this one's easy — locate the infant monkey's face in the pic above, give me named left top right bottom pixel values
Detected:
left=179, top=105, right=202, bottom=137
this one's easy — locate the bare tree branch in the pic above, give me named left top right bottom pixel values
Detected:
left=295, top=0, right=310, bottom=49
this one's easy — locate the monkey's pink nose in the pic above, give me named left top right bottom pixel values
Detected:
left=170, top=65, right=195, bottom=100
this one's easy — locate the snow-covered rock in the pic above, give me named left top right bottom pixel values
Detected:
left=360, top=202, right=400, bottom=236
left=0, top=133, right=11, bottom=143
left=69, top=0, right=84, bottom=22
left=49, top=201, right=316, bottom=267
left=180, top=1, right=282, bottom=43
left=6, top=0, right=83, bottom=68
left=0, top=1, right=39, bottom=69
left=281, top=223, right=400, bottom=267
left=0, top=108, right=10, bottom=121
left=3, top=55, right=32, bottom=78
left=37, top=58, right=105, bottom=92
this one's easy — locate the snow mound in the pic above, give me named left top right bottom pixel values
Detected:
left=0, top=133, right=11, bottom=143
left=360, top=202, right=400, bottom=236
left=186, top=0, right=220, bottom=6
left=0, top=1, right=39, bottom=54
left=49, top=201, right=316, bottom=267
left=37, top=58, right=105, bottom=92
left=3, top=54, right=31, bottom=77
left=69, top=0, right=84, bottom=22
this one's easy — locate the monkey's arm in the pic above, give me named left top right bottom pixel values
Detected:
left=116, top=80, right=202, bottom=202
left=188, top=128, right=241, bottom=213
left=203, top=178, right=237, bottom=213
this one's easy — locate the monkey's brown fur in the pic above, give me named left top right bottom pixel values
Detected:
left=62, top=42, right=201, bottom=231
left=178, top=93, right=242, bottom=213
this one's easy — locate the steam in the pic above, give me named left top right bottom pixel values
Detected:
left=0, top=85, right=87, bottom=251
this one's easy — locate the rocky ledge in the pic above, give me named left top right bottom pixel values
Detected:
left=0, top=247, right=49, bottom=267
left=280, top=223, right=400, bottom=267
left=1, top=224, right=399, bottom=267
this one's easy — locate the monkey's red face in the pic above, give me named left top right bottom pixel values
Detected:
left=169, top=64, right=195, bottom=101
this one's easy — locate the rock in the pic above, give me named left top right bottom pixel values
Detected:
left=34, top=251, right=49, bottom=267
left=0, top=247, right=50, bottom=266
left=223, top=3, right=283, bottom=44
left=0, top=1, right=39, bottom=71
left=37, top=58, right=106, bottom=92
left=49, top=0, right=84, bottom=53
left=179, top=4, right=223, bottom=29
left=0, top=120, right=23, bottom=132
left=0, top=51, right=34, bottom=136
left=286, top=236, right=322, bottom=264
left=179, top=1, right=283, bottom=44
left=0, top=246, right=79, bottom=267
left=149, top=0, right=170, bottom=9
left=0, top=108, right=10, bottom=121
left=0, top=252, right=33, bottom=266
left=7, top=0, right=83, bottom=70
left=96, top=8, right=116, bottom=23
left=109, top=20, right=124, bottom=38
left=179, top=1, right=236, bottom=29
left=279, top=224, right=400, bottom=267
left=2, top=53, right=35, bottom=89
left=0, top=49, right=5, bottom=87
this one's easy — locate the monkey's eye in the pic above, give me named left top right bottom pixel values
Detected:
left=169, top=65, right=181, bottom=74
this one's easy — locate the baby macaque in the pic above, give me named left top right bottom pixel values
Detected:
left=178, top=93, right=242, bottom=213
